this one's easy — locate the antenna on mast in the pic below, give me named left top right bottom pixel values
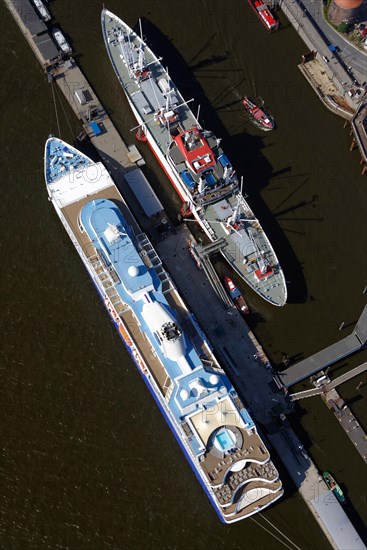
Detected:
left=230, top=176, right=243, bottom=226
left=139, top=17, right=143, bottom=40
left=136, top=18, right=146, bottom=75
left=196, top=104, right=201, bottom=123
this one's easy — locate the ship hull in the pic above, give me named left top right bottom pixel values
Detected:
left=45, top=164, right=230, bottom=523
left=248, top=0, right=278, bottom=31
left=243, top=97, right=274, bottom=131
left=101, top=10, right=287, bottom=307
left=45, top=136, right=284, bottom=522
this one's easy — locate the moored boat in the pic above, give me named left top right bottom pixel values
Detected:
left=242, top=96, right=274, bottom=131
left=322, top=471, right=346, bottom=504
left=44, top=136, right=284, bottom=522
left=52, top=28, right=72, bottom=55
left=101, top=9, right=287, bottom=307
left=248, top=0, right=278, bottom=31
left=224, top=276, right=250, bottom=317
left=32, top=0, right=51, bottom=22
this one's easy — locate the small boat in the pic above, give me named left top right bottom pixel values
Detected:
left=224, top=276, right=250, bottom=317
left=248, top=0, right=278, bottom=32
left=32, top=0, right=51, bottom=22
left=243, top=96, right=274, bottom=131
left=52, top=28, right=72, bottom=55
left=322, top=471, right=346, bottom=504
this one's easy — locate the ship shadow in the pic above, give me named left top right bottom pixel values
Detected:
left=136, top=18, right=307, bottom=305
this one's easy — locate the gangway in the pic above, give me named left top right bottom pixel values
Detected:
left=289, top=362, right=367, bottom=401
left=194, top=237, right=228, bottom=258
left=190, top=238, right=233, bottom=308
left=200, top=256, right=233, bottom=308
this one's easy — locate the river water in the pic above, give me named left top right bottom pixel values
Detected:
left=1, top=1, right=366, bottom=548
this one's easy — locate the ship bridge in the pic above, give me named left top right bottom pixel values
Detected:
left=174, top=128, right=216, bottom=174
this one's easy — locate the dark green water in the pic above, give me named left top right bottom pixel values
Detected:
left=1, top=1, right=366, bottom=548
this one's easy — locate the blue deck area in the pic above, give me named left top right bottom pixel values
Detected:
left=81, top=197, right=256, bottom=458
left=45, top=138, right=91, bottom=184
left=81, top=199, right=152, bottom=295
left=216, top=429, right=235, bottom=451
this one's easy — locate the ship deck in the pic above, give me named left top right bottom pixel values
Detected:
left=203, top=198, right=286, bottom=306
left=103, top=14, right=198, bottom=152
left=60, top=182, right=176, bottom=396
left=59, top=175, right=284, bottom=519
left=103, top=14, right=286, bottom=307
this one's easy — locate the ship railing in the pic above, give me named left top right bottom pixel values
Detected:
left=54, top=213, right=122, bottom=308
left=163, top=377, right=174, bottom=402
left=136, top=232, right=173, bottom=292
left=89, top=253, right=121, bottom=291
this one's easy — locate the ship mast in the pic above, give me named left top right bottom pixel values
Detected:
left=136, top=18, right=145, bottom=74
left=230, top=176, right=243, bottom=225
left=248, top=229, right=268, bottom=274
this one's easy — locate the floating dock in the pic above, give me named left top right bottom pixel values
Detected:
left=5, top=0, right=60, bottom=65
left=350, top=97, right=367, bottom=175
left=276, top=306, right=367, bottom=388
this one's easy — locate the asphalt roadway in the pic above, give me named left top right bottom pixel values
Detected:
left=290, top=0, right=367, bottom=84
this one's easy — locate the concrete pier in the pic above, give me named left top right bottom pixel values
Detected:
left=51, top=60, right=144, bottom=172
left=268, top=420, right=366, bottom=550
left=276, top=306, right=367, bottom=388
left=351, top=97, right=367, bottom=174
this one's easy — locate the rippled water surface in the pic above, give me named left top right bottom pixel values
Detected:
left=1, top=1, right=366, bottom=548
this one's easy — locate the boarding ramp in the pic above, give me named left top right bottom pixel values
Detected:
left=289, top=362, right=367, bottom=401
left=200, top=256, right=233, bottom=308
left=192, top=238, right=233, bottom=308
left=276, top=306, right=367, bottom=388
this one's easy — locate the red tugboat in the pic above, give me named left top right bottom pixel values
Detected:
left=248, top=0, right=279, bottom=32
left=243, top=96, right=274, bottom=131
left=224, top=276, right=250, bottom=317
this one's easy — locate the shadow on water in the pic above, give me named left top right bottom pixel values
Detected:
left=285, top=408, right=367, bottom=545
left=137, top=17, right=308, bottom=305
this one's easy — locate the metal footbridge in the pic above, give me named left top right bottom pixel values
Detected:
left=275, top=306, right=367, bottom=388
left=289, top=362, right=367, bottom=401
left=190, top=238, right=233, bottom=308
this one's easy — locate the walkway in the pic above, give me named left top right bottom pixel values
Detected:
left=351, top=96, right=367, bottom=166
left=299, top=0, right=367, bottom=83
left=276, top=306, right=367, bottom=387
left=268, top=419, right=366, bottom=550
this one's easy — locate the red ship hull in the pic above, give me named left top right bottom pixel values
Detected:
left=223, top=276, right=250, bottom=317
left=247, top=0, right=278, bottom=32
left=242, top=96, right=274, bottom=130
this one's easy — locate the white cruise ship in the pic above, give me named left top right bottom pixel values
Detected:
left=44, top=136, right=283, bottom=522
